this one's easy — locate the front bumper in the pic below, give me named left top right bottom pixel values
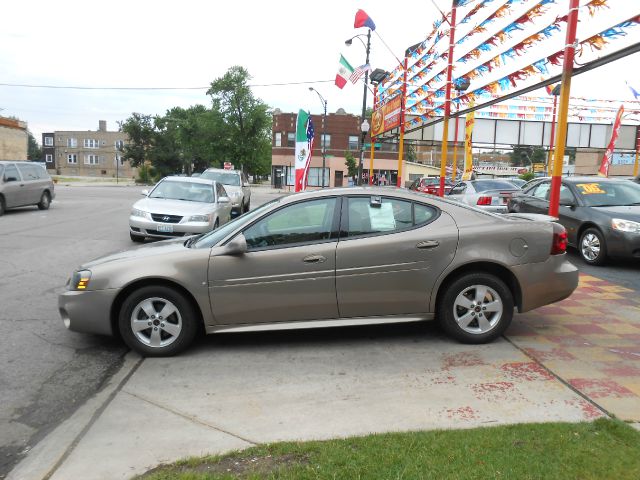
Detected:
left=129, top=216, right=215, bottom=239
left=605, top=229, right=640, bottom=259
left=511, top=254, right=579, bottom=312
left=59, top=288, right=121, bottom=336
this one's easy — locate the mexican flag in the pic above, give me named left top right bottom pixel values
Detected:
left=335, top=55, right=354, bottom=89
left=295, top=110, right=315, bottom=192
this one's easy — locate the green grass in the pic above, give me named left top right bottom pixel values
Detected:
left=136, top=419, right=640, bottom=480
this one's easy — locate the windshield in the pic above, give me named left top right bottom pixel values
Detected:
left=194, top=199, right=279, bottom=248
left=149, top=180, right=214, bottom=203
left=470, top=180, right=519, bottom=192
left=200, top=171, right=241, bottom=186
left=573, top=181, right=640, bottom=207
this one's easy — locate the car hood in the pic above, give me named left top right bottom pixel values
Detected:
left=221, top=185, right=242, bottom=196
left=133, top=197, right=215, bottom=215
left=82, top=238, right=188, bottom=269
left=591, top=205, right=640, bottom=221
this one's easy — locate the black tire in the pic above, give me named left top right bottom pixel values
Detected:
left=437, top=273, right=514, bottom=344
left=37, top=191, right=51, bottom=210
left=119, top=285, right=198, bottom=357
left=579, top=227, right=607, bottom=266
left=0, top=196, right=5, bottom=216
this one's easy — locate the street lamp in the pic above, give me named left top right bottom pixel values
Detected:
left=346, top=32, right=371, bottom=185
left=309, top=87, right=328, bottom=188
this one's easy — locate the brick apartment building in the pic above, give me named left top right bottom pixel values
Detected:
left=0, top=116, right=28, bottom=161
left=271, top=108, right=419, bottom=188
left=43, top=120, right=137, bottom=179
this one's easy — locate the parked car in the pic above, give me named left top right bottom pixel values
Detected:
left=631, top=174, right=640, bottom=184
left=199, top=168, right=251, bottom=215
left=129, top=176, right=232, bottom=242
left=60, top=187, right=578, bottom=356
left=447, top=179, right=520, bottom=213
left=507, top=176, right=640, bottom=265
left=0, top=161, right=55, bottom=216
left=409, top=176, right=454, bottom=195
left=504, top=178, right=527, bottom=189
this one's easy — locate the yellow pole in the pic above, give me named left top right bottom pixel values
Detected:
left=369, top=136, right=375, bottom=185
left=634, top=128, right=639, bottom=177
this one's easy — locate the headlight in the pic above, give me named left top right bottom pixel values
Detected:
left=188, top=214, right=212, bottom=222
left=131, top=208, right=150, bottom=219
left=611, top=218, right=640, bottom=233
left=69, top=270, right=92, bottom=290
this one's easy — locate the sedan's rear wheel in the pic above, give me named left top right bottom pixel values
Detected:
left=438, top=273, right=513, bottom=344
left=579, top=228, right=607, bottom=266
left=37, top=192, right=51, bottom=210
left=119, top=286, right=198, bottom=356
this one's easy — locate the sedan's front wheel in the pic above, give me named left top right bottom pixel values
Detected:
left=37, top=192, right=51, bottom=210
left=438, top=273, right=513, bottom=344
left=579, top=227, right=607, bottom=265
left=119, top=286, right=198, bottom=356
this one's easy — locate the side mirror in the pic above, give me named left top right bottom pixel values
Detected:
left=223, top=234, right=247, bottom=256
left=141, top=189, right=149, bottom=196
left=218, top=196, right=230, bottom=204
left=560, top=200, right=576, bottom=208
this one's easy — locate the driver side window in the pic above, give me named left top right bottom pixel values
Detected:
left=243, top=197, right=337, bottom=250
left=532, top=182, right=551, bottom=200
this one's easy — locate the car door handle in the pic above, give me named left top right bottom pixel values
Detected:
left=303, top=254, right=326, bottom=263
left=416, top=240, right=439, bottom=249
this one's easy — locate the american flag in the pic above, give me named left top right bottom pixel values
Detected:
left=349, top=64, right=372, bottom=84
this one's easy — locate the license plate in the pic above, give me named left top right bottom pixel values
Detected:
left=157, top=224, right=174, bottom=233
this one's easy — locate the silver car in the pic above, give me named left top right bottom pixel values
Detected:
left=199, top=168, right=251, bottom=215
left=448, top=179, right=521, bottom=213
left=129, top=176, right=232, bottom=242
left=0, top=161, right=55, bottom=216
left=60, top=187, right=578, bottom=356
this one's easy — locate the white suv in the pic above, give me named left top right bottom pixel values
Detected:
left=199, top=168, right=251, bottom=215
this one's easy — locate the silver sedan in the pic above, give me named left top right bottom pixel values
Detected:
left=448, top=179, right=521, bottom=213
left=129, top=176, right=232, bottom=242
left=61, top=187, right=578, bottom=356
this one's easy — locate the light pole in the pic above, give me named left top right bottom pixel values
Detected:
left=359, top=119, right=370, bottom=185
left=546, top=84, right=561, bottom=176
left=309, top=87, right=328, bottom=188
left=346, top=32, right=371, bottom=186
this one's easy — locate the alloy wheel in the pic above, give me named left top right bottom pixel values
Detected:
left=581, top=233, right=600, bottom=261
left=130, top=297, right=182, bottom=348
left=453, top=284, right=503, bottom=335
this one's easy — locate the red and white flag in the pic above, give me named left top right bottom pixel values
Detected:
left=598, top=105, right=624, bottom=177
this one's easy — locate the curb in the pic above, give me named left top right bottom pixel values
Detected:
left=7, top=353, right=143, bottom=480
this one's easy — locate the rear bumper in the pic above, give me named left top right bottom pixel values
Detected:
left=59, top=288, right=120, bottom=336
left=511, top=254, right=579, bottom=312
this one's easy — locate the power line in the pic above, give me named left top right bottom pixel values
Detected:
left=0, top=79, right=335, bottom=91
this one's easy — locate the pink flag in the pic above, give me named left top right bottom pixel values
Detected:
left=598, top=105, right=624, bottom=177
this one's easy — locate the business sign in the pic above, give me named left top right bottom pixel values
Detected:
left=371, top=95, right=402, bottom=137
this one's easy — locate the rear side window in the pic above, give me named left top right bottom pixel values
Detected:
left=17, top=164, right=39, bottom=180
left=345, top=197, right=437, bottom=237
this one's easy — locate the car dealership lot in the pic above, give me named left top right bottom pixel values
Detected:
left=3, top=185, right=640, bottom=479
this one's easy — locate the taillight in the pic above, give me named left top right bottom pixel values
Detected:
left=551, top=225, right=568, bottom=255
left=477, top=196, right=492, bottom=205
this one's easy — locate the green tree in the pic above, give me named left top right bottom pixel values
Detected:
left=509, top=145, right=546, bottom=167
left=27, top=131, right=42, bottom=161
left=344, top=151, right=358, bottom=177
left=206, top=66, right=272, bottom=177
left=119, top=113, right=154, bottom=169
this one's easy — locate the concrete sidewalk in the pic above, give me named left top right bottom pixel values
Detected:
left=8, top=274, right=639, bottom=480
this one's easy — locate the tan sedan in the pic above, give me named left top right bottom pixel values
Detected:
left=59, top=187, right=578, bottom=356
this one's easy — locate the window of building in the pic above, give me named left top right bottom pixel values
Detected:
left=45, top=154, right=53, bottom=163
left=287, top=133, right=295, bottom=147
left=115, top=140, right=124, bottom=150
left=84, top=154, right=101, bottom=165
left=84, top=139, right=99, bottom=149
left=67, top=138, right=77, bottom=148
left=274, top=133, right=281, bottom=147
left=67, top=154, right=78, bottom=164
left=348, top=135, right=359, bottom=150
left=321, top=134, right=331, bottom=149
left=44, top=137, right=53, bottom=146
left=283, top=166, right=329, bottom=187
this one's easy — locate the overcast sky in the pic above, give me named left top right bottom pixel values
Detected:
left=1, top=0, right=638, bottom=142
